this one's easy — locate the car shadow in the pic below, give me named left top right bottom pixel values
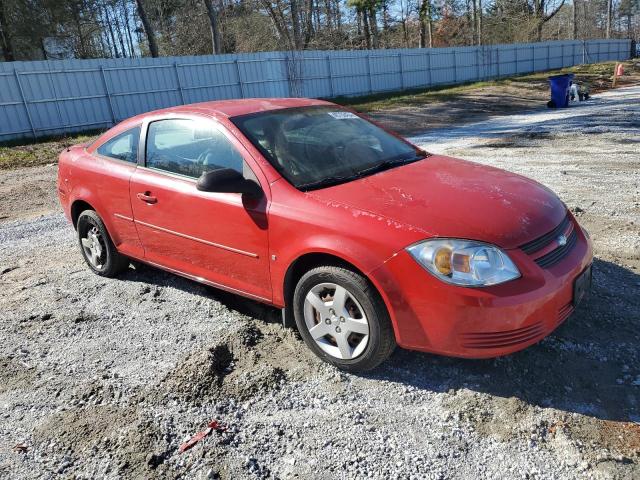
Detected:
left=120, top=257, right=639, bottom=423
left=119, top=261, right=283, bottom=325
left=365, top=257, right=640, bottom=423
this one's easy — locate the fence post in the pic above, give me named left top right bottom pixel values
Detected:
left=235, top=60, right=245, bottom=98
left=546, top=43, right=551, bottom=69
left=496, top=46, right=501, bottom=78
left=426, top=50, right=432, bottom=86
left=174, top=62, right=185, bottom=104
left=14, top=70, right=36, bottom=140
left=100, top=66, right=116, bottom=124
left=326, top=55, right=334, bottom=97
left=398, top=53, right=404, bottom=90
left=47, top=62, right=65, bottom=130
left=452, top=49, right=457, bottom=83
left=530, top=44, right=535, bottom=72
left=366, top=53, right=373, bottom=94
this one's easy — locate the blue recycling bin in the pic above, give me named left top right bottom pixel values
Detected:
left=548, top=74, right=574, bottom=108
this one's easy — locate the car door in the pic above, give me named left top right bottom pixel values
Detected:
left=129, top=116, right=272, bottom=302
left=88, top=125, right=145, bottom=259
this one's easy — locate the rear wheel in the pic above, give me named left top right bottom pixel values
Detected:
left=293, top=266, right=396, bottom=372
left=76, top=210, right=129, bottom=277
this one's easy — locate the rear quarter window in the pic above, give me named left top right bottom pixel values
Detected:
left=96, top=127, right=141, bottom=163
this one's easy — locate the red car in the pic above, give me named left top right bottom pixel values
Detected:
left=57, top=98, right=592, bottom=371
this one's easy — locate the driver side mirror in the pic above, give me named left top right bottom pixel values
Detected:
left=196, top=168, right=263, bottom=198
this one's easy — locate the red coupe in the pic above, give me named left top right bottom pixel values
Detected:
left=57, top=98, right=593, bottom=371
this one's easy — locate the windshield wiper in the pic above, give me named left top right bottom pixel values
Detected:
left=353, top=154, right=427, bottom=178
left=298, top=175, right=356, bottom=191
left=298, top=154, right=427, bottom=191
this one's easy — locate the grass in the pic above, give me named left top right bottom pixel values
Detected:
left=333, top=80, right=504, bottom=111
left=0, top=133, right=98, bottom=170
left=335, top=60, right=635, bottom=112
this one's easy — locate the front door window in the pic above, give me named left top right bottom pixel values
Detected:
left=146, top=119, right=244, bottom=178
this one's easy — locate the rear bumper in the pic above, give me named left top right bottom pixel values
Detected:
left=370, top=222, right=593, bottom=358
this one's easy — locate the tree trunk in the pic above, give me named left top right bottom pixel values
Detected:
left=260, top=0, right=293, bottom=48
left=103, top=5, right=120, bottom=57
left=122, top=0, right=136, bottom=57
left=419, top=0, right=432, bottom=48
left=362, top=8, right=371, bottom=49
left=112, top=5, right=129, bottom=57
left=477, top=0, right=482, bottom=45
left=606, top=0, right=612, bottom=39
left=382, top=0, right=390, bottom=31
left=324, top=0, right=333, bottom=29
left=71, top=1, right=89, bottom=58
left=471, top=0, right=477, bottom=45
left=0, top=0, right=15, bottom=61
left=304, top=0, right=314, bottom=47
left=534, top=0, right=566, bottom=42
left=291, top=0, right=303, bottom=49
left=135, top=0, right=159, bottom=57
left=40, top=38, right=48, bottom=60
left=368, top=6, right=378, bottom=48
left=204, top=0, right=222, bottom=54
left=572, top=0, right=578, bottom=39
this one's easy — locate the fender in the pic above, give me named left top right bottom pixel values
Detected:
left=272, top=236, right=404, bottom=343
left=68, top=187, right=119, bottom=241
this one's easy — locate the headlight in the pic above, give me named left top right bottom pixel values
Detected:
left=406, top=239, right=520, bottom=287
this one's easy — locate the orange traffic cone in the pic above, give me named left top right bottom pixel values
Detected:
left=613, top=63, right=625, bottom=87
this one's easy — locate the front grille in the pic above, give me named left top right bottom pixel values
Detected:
left=461, top=322, right=545, bottom=349
left=557, top=302, right=574, bottom=325
left=534, top=228, right=577, bottom=268
left=520, top=215, right=571, bottom=255
left=518, top=214, right=578, bottom=269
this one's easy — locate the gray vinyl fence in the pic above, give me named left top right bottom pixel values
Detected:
left=0, top=39, right=631, bottom=143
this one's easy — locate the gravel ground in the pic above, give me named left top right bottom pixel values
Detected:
left=1, top=87, right=639, bottom=479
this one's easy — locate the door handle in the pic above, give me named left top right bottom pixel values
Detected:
left=137, top=192, right=157, bottom=204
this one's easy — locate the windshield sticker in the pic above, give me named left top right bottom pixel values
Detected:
left=327, top=111, right=359, bottom=119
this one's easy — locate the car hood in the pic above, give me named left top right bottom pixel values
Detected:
left=309, top=155, right=566, bottom=250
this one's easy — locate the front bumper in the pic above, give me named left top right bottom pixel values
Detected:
left=370, top=222, right=593, bottom=358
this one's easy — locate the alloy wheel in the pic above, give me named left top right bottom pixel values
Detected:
left=303, top=282, right=370, bottom=360
left=81, top=225, right=105, bottom=270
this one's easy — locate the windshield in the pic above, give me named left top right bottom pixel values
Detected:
left=231, top=106, right=426, bottom=190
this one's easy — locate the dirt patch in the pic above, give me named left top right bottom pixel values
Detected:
left=0, top=164, right=62, bottom=222
left=156, top=323, right=314, bottom=405
left=0, top=356, right=37, bottom=395
left=366, top=84, right=550, bottom=135
left=22, top=321, right=317, bottom=479
left=361, top=60, right=640, bottom=135
left=33, top=406, right=171, bottom=478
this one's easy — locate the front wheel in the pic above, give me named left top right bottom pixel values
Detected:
left=293, top=266, right=396, bottom=372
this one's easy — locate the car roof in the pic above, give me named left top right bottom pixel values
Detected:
left=90, top=98, right=337, bottom=151
left=128, top=97, right=334, bottom=124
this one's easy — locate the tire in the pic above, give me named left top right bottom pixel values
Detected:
left=293, top=266, right=396, bottom=372
left=76, top=210, right=129, bottom=277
